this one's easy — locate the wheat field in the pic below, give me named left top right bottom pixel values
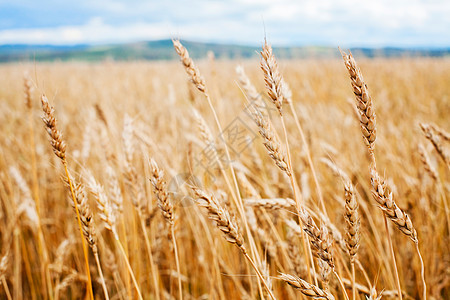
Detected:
left=0, top=41, right=449, bottom=300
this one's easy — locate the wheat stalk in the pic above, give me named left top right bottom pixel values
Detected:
left=9, top=166, right=38, bottom=228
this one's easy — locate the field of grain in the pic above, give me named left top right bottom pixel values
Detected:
left=0, top=42, right=449, bottom=300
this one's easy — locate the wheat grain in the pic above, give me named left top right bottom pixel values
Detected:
left=244, top=198, right=296, bottom=210
left=341, top=50, right=376, bottom=162
left=370, top=168, right=417, bottom=242
left=191, top=186, right=245, bottom=250
left=40, top=95, right=66, bottom=160
left=150, top=159, right=174, bottom=226
left=279, top=273, right=335, bottom=300
left=344, top=183, right=360, bottom=259
left=172, top=39, right=206, bottom=93
left=250, top=108, right=291, bottom=175
left=260, top=40, right=284, bottom=114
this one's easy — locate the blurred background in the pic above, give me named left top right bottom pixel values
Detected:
left=1, top=0, right=449, bottom=61
left=0, top=1, right=449, bottom=300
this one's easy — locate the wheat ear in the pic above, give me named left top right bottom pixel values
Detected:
left=150, top=159, right=182, bottom=300
left=70, top=180, right=110, bottom=300
left=430, top=123, right=450, bottom=142
left=40, top=94, right=94, bottom=300
left=370, top=169, right=417, bottom=241
left=288, top=211, right=349, bottom=299
left=418, top=144, right=438, bottom=181
left=420, top=123, right=450, bottom=168
left=191, top=186, right=277, bottom=300
left=370, top=168, right=426, bottom=299
left=172, top=39, right=206, bottom=93
left=192, top=108, right=216, bottom=149
left=341, top=50, right=377, bottom=166
left=344, top=182, right=360, bottom=300
left=244, top=198, right=296, bottom=210
left=279, top=273, right=335, bottom=300
left=41, top=95, right=67, bottom=160
left=150, top=159, right=174, bottom=228
left=250, top=108, right=291, bottom=175
left=236, top=65, right=268, bottom=117
left=418, top=143, right=450, bottom=233
left=86, top=173, right=116, bottom=233
left=191, top=186, right=245, bottom=249
left=260, top=40, right=284, bottom=114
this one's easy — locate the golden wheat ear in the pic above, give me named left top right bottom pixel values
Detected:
left=340, top=50, right=377, bottom=164
left=279, top=273, right=335, bottom=300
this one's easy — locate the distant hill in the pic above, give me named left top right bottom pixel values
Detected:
left=0, top=39, right=449, bottom=62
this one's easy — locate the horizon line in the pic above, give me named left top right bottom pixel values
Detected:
left=1, top=38, right=450, bottom=49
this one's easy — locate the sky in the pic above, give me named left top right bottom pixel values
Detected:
left=0, top=0, right=449, bottom=47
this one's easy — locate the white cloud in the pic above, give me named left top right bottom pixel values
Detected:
left=0, top=0, right=449, bottom=46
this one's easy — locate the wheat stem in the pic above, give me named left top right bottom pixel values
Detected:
left=333, top=271, right=350, bottom=300
left=1, top=276, right=12, bottom=300
left=171, top=226, right=183, bottom=300
left=415, top=242, right=427, bottom=300
left=93, top=252, right=110, bottom=300
left=242, top=252, right=277, bottom=300
left=383, top=216, right=402, bottom=300
left=139, top=220, right=161, bottom=300
left=288, top=100, right=327, bottom=219
left=351, top=262, right=356, bottom=300
left=280, top=114, right=316, bottom=285
left=114, top=233, right=143, bottom=300
left=26, top=83, right=53, bottom=299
